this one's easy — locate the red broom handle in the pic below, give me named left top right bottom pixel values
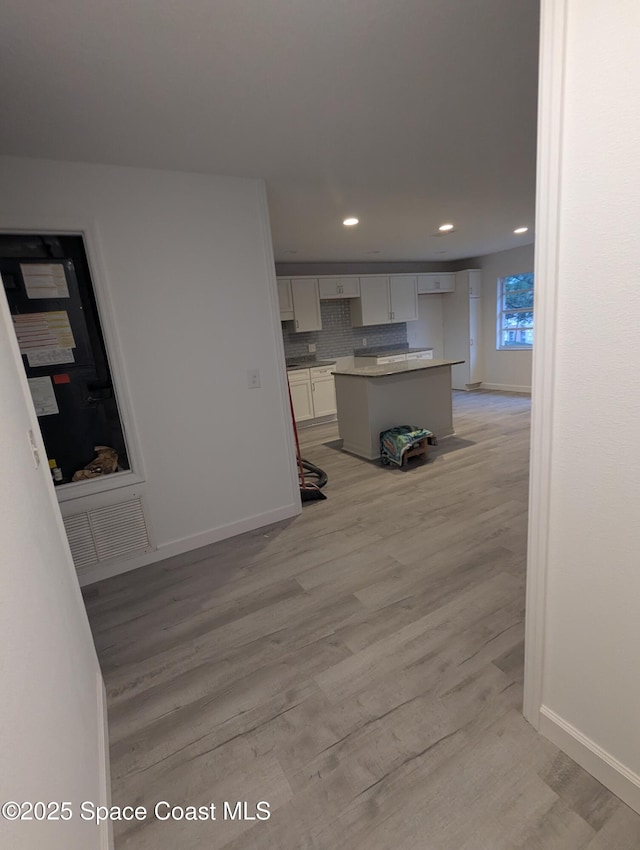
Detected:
left=287, top=383, right=306, bottom=488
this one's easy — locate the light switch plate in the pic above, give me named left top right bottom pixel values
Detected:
left=247, top=369, right=261, bottom=389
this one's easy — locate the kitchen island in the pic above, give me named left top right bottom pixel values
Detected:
left=333, top=358, right=464, bottom=460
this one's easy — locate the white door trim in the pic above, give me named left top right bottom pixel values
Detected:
left=523, top=0, right=568, bottom=727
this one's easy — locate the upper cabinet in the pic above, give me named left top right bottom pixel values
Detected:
left=318, top=277, right=360, bottom=299
left=351, top=275, right=418, bottom=326
left=352, top=276, right=389, bottom=325
left=278, top=271, right=456, bottom=329
left=277, top=278, right=294, bottom=321
left=389, top=275, right=419, bottom=321
left=277, top=277, right=322, bottom=331
left=290, top=278, right=322, bottom=332
left=417, top=273, right=455, bottom=294
left=468, top=274, right=482, bottom=298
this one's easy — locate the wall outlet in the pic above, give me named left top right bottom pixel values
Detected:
left=246, top=368, right=261, bottom=389
left=308, top=343, right=316, bottom=353
left=362, top=338, right=367, bottom=347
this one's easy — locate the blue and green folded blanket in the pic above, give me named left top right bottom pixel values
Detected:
left=380, top=425, right=434, bottom=467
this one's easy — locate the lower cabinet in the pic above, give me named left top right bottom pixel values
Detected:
left=354, top=350, right=432, bottom=366
left=288, top=366, right=336, bottom=422
left=377, top=354, right=407, bottom=364
left=288, top=370, right=314, bottom=422
left=310, top=366, right=337, bottom=417
left=406, top=350, right=434, bottom=361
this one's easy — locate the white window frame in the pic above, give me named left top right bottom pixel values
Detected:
left=496, top=273, right=534, bottom=351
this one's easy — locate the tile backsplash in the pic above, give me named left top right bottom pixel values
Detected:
left=281, top=300, right=407, bottom=360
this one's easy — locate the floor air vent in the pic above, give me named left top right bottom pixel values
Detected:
left=63, top=497, right=153, bottom=572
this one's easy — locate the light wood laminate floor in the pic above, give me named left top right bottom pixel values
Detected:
left=85, top=391, right=640, bottom=849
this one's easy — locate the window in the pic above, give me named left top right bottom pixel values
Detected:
left=497, top=273, right=534, bottom=350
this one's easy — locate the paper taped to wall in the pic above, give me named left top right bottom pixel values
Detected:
left=26, top=347, right=75, bottom=367
left=12, top=310, right=76, bottom=353
left=21, top=263, right=70, bottom=299
left=27, top=376, right=59, bottom=417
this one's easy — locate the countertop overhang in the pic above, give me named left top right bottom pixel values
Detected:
left=333, top=358, right=464, bottom=378
left=286, top=360, right=336, bottom=372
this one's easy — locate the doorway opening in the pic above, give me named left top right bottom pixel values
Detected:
left=0, top=233, right=131, bottom=490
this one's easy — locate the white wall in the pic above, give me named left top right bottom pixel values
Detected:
left=406, top=295, right=445, bottom=358
left=526, top=0, right=640, bottom=813
left=0, top=291, right=109, bottom=849
left=479, top=243, right=535, bottom=392
left=0, top=157, right=299, bottom=583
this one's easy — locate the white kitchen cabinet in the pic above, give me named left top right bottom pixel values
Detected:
left=288, top=365, right=336, bottom=421
left=389, top=275, right=419, bottom=322
left=443, top=269, right=483, bottom=390
left=377, top=354, right=407, bottom=364
left=310, top=365, right=337, bottom=416
left=351, top=276, right=390, bottom=325
left=318, top=277, right=360, bottom=299
left=355, top=349, right=433, bottom=366
left=287, top=369, right=314, bottom=421
left=406, top=350, right=434, bottom=361
left=417, top=273, right=455, bottom=294
left=354, top=352, right=405, bottom=366
left=277, top=278, right=294, bottom=321
left=351, top=275, right=418, bottom=326
left=290, top=278, right=322, bottom=332
left=469, top=275, right=482, bottom=298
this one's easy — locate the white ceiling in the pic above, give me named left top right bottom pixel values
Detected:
left=0, top=0, right=539, bottom=262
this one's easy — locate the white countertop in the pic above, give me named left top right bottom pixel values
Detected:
left=333, top=358, right=464, bottom=378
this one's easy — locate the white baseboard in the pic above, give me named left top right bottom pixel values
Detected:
left=97, top=674, right=114, bottom=850
left=297, top=413, right=338, bottom=429
left=539, top=705, right=640, bottom=814
left=79, top=502, right=300, bottom=586
left=481, top=382, right=532, bottom=394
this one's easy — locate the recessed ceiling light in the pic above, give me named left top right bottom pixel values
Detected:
left=366, top=250, right=381, bottom=255
left=513, top=226, right=529, bottom=234
left=343, top=217, right=359, bottom=226
left=438, top=223, right=454, bottom=232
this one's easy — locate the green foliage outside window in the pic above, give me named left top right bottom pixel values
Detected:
left=498, top=273, right=534, bottom=348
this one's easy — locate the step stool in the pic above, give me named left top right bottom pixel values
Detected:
left=402, top=437, right=429, bottom=466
